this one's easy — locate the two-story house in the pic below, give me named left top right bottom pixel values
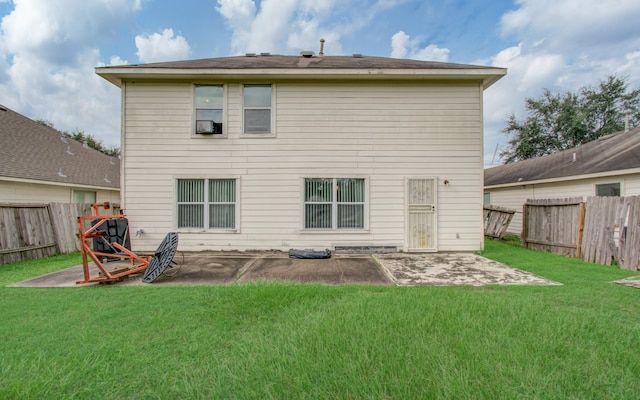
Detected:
left=97, top=53, right=505, bottom=252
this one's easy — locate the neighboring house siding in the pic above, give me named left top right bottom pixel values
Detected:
left=123, top=81, right=484, bottom=252
left=624, top=173, right=640, bottom=194
left=487, top=173, right=640, bottom=235
left=0, top=180, right=119, bottom=204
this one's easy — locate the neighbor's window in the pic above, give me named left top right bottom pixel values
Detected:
left=194, top=85, right=224, bottom=134
left=484, top=192, right=491, bottom=205
left=73, top=190, right=96, bottom=204
left=304, top=178, right=365, bottom=230
left=596, top=182, right=620, bottom=197
left=177, top=178, right=236, bottom=229
left=243, top=84, right=272, bottom=134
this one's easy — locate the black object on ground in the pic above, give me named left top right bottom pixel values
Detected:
left=142, top=232, right=179, bottom=283
left=288, top=248, right=332, bottom=259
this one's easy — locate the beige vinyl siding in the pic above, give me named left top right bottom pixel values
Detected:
left=487, top=172, right=640, bottom=235
left=623, top=173, right=640, bottom=194
left=122, top=81, right=484, bottom=251
left=0, top=180, right=119, bottom=204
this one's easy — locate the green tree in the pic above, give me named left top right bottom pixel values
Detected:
left=500, top=76, right=640, bottom=163
left=36, top=120, right=120, bottom=157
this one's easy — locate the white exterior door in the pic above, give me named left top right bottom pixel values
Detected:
left=406, top=178, right=437, bottom=252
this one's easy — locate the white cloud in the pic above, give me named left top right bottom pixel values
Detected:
left=216, top=0, right=256, bottom=23
left=390, top=31, right=449, bottom=62
left=1, top=0, right=141, bottom=64
left=390, top=31, right=409, bottom=58
left=490, top=43, right=564, bottom=94
left=216, top=0, right=257, bottom=53
left=6, top=49, right=121, bottom=145
left=215, top=0, right=254, bottom=53
left=245, top=0, right=299, bottom=53
left=135, top=29, right=191, bottom=63
left=108, top=56, right=129, bottom=66
left=216, top=0, right=398, bottom=55
left=0, top=0, right=142, bottom=147
left=482, top=0, right=640, bottom=166
left=501, top=0, right=640, bottom=54
left=287, top=20, right=341, bottom=54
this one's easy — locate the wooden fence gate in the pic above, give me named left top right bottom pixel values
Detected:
left=522, top=198, right=584, bottom=257
left=483, top=205, right=516, bottom=239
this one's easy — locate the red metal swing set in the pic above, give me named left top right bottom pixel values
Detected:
left=76, top=202, right=150, bottom=284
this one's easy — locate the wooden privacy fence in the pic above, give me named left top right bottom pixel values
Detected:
left=522, top=196, right=640, bottom=270
left=483, top=205, right=516, bottom=239
left=581, top=196, right=640, bottom=270
left=0, top=203, right=118, bottom=265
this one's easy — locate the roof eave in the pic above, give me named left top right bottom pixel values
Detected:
left=0, top=175, right=121, bottom=190
left=484, top=166, right=640, bottom=189
left=96, top=67, right=507, bottom=88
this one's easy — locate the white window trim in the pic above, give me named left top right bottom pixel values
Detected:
left=174, top=176, right=240, bottom=233
left=300, top=177, right=369, bottom=232
left=192, top=83, right=228, bottom=139
left=241, top=83, right=276, bottom=138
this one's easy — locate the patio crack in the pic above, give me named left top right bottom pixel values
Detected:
left=233, top=254, right=264, bottom=283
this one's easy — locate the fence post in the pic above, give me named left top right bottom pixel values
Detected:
left=521, top=202, right=529, bottom=248
left=575, top=202, right=585, bottom=258
left=47, top=203, right=63, bottom=254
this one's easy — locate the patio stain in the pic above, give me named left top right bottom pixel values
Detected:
left=374, top=253, right=561, bottom=286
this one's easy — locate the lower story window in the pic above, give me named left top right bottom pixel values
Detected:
left=483, top=192, right=491, bottom=205
left=304, top=178, right=365, bottom=230
left=73, top=190, right=96, bottom=204
left=177, top=178, right=236, bottom=229
left=595, top=182, right=620, bottom=197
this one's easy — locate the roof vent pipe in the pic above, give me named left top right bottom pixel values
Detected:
left=319, top=38, right=325, bottom=57
left=572, top=152, right=577, bottom=162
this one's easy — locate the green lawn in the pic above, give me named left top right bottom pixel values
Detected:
left=1, top=241, right=638, bottom=399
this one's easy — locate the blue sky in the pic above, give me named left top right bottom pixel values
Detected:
left=0, top=0, right=639, bottom=166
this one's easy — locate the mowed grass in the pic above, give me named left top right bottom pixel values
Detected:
left=1, top=241, right=639, bottom=399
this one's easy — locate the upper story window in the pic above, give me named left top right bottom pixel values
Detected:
left=243, top=84, right=272, bottom=134
left=194, top=85, right=224, bottom=135
left=596, top=182, right=620, bottom=197
left=483, top=192, right=491, bottom=205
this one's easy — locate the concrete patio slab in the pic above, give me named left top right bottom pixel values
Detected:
left=9, top=251, right=560, bottom=288
left=237, top=253, right=391, bottom=285
left=140, top=253, right=253, bottom=286
left=374, top=253, right=561, bottom=286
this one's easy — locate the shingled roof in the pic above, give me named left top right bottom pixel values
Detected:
left=113, top=54, right=493, bottom=70
left=484, top=127, right=640, bottom=187
left=97, top=54, right=506, bottom=89
left=0, top=105, right=120, bottom=189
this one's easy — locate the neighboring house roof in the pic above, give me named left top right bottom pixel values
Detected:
left=484, top=127, right=640, bottom=187
left=0, top=105, right=120, bottom=189
left=97, top=54, right=506, bottom=89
